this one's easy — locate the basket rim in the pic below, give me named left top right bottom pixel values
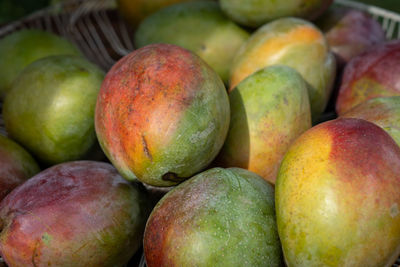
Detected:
left=1, top=0, right=400, bottom=37
left=336, top=0, right=400, bottom=21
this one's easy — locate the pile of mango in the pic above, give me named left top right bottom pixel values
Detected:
left=0, top=0, right=399, bottom=266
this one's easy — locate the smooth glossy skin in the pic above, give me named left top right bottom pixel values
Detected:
left=3, top=55, right=105, bottom=166
left=0, top=134, right=40, bottom=200
left=144, top=167, right=282, bottom=267
left=276, top=118, right=400, bottom=267
left=341, top=96, right=400, bottom=146
left=134, top=1, right=249, bottom=84
left=219, top=0, right=333, bottom=28
left=230, top=17, right=336, bottom=121
left=0, top=29, right=81, bottom=100
left=95, top=44, right=230, bottom=187
left=316, top=6, right=385, bottom=65
left=216, top=65, right=311, bottom=184
left=336, top=41, right=400, bottom=115
left=0, top=161, right=150, bottom=267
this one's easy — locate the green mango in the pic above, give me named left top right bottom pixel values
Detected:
left=0, top=29, right=81, bottom=99
left=219, top=0, right=333, bottom=28
left=3, top=55, right=104, bottom=165
left=144, top=167, right=283, bottom=267
left=135, top=1, right=249, bottom=84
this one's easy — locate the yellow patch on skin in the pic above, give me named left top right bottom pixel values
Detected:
left=230, top=25, right=324, bottom=90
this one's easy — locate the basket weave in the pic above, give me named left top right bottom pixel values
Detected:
left=0, top=0, right=399, bottom=266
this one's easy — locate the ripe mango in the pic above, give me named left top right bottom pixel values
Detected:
left=230, top=17, right=336, bottom=121
left=341, top=96, right=400, bottom=146
left=0, top=134, right=39, bottom=200
left=144, top=167, right=282, bottom=267
left=216, top=65, right=311, bottom=184
left=316, top=6, right=385, bottom=65
left=0, top=161, right=150, bottom=267
left=95, top=44, right=230, bottom=187
left=276, top=118, right=400, bottom=266
left=336, top=41, right=400, bottom=115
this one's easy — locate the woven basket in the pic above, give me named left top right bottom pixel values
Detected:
left=0, top=0, right=399, bottom=266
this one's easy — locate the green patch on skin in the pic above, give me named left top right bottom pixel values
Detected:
left=41, top=233, right=52, bottom=245
left=146, top=167, right=282, bottom=266
left=139, top=68, right=230, bottom=187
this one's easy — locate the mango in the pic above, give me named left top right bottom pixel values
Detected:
left=276, top=118, right=400, bottom=267
left=134, top=1, right=249, bottom=84
left=0, top=29, right=81, bottom=100
left=3, top=55, right=104, bottom=165
left=144, top=167, right=282, bottom=267
left=0, top=134, right=40, bottom=200
left=336, top=41, right=400, bottom=115
left=230, top=17, right=336, bottom=121
left=95, top=44, right=230, bottom=187
left=215, top=65, right=311, bottom=184
left=0, top=161, right=150, bottom=267
left=341, top=96, right=400, bottom=146
left=219, top=0, right=333, bottom=28
left=316, top=6, right=385, bottom=66
left=117, top=0, right=211, bottom=27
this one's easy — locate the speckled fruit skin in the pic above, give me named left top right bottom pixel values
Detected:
left=230, top=17, right=336, bottom=121
left=144, top=167, right=282, bottom=267
left=276, top=118, right=400, bottom=267
left=341, top=96, right=400, bottom=146
left=336, top=41, right=400, bottom=115
left=0, top=135, right=40, bottom=200
left=0, top=161, right=150, bottom=267
left=134, top=1, right=249, bottom=84
left=215, top=65, right=311, bottom=184
left=3, top=55, right=104, bottom=166
left=316, top=6, right=385, bottom=66
left=116, top=0, right=211, bottom=27
left=95, top=44, right=230, bottom=187
left=0, top=29, right=81, bottom=100
left=219, top=0, right=333, bottom=28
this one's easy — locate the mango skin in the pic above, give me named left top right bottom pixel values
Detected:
left=144, top=167, right=282, bottom=267
left=0, top=134, right=40, bottom=200
left=0, top=29, right=81, bottom=100
left=336, top=41, right=400, bottom=115
left=341, top=96, right=400, bottom=146
left=134, top=1, right=249, bottom=84
left=3, top=55, right=104, bottom=166
left=95, top=44, right=230, bottom=187
left=215, top=65, right=311, bottom=184
left=276, top=118, right=400, bottom=267
left=316, top=6, right=385, bottom=65
left=116, top=0, right=211, bottom=27
left=219, top=0, right=333, bottom=28
left=230, top=17, right=336, bottom=121
left=0, top=161, right=150, bottom=267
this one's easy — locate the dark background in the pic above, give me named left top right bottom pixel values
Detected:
left=0, top=0, right=399, bottom=25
